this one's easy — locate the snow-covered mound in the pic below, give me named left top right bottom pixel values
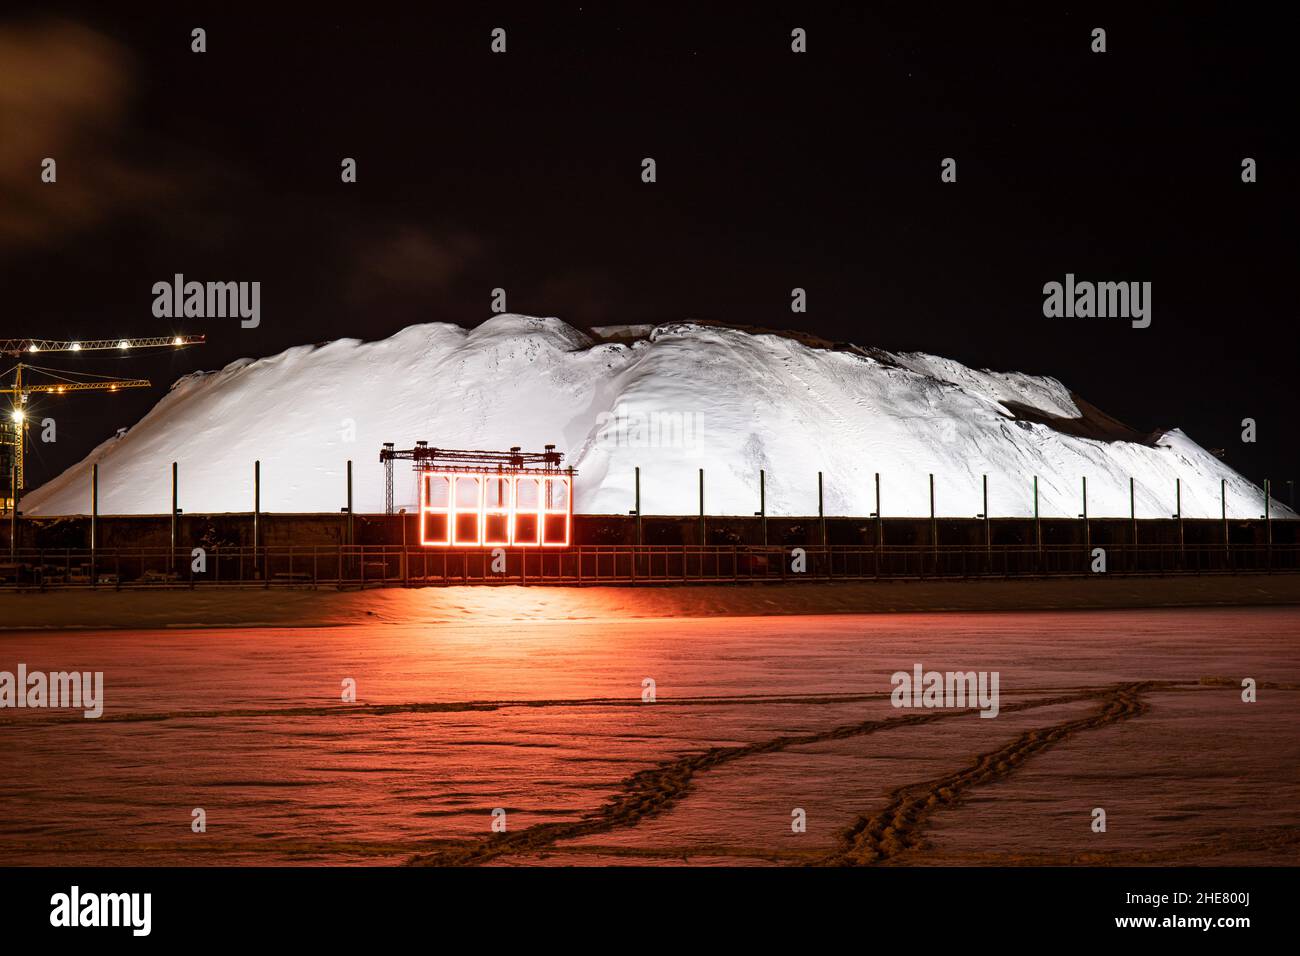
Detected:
left=20, top=316, right=1291, bottom=519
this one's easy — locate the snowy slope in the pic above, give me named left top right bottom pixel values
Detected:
left=19, top=315, right=1291, bottom=519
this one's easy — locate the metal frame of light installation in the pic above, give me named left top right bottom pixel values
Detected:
left=379, top=444, right=574, bottom=547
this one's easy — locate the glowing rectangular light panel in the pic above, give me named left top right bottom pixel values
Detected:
left=420, top=471, right=572, bottom=547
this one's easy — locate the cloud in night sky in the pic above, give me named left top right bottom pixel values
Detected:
left=345, top=224, right=484, bottom=306
left=0, top=19, right=183, bottom=249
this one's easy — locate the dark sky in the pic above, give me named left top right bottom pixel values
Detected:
left=2, top=4, right=1293, bottom=500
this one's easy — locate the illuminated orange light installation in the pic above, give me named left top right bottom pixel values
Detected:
left=420, top=471, right=573, bottom=547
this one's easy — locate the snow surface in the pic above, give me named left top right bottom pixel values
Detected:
left=19, top=315, right=1292, bottom=519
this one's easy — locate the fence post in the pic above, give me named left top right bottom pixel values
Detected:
left=1175, top=477, right=1183, bottom=558
left=1221, top=478, right=1229, bottom=558
left=759, top=469, right=767, bottom=546
left=1033, top=475, right=1041, bottom=560
left=253, top=460, right=261, bottom=581
left=874, top=472, right=882, bottom=555
left=169, top=461, right=179, bottom=572
left=1129, top=475, right=1137, bottom=547
left=929, top=473, right=937, bottom=556
left=346, top=460, right=354, bottom=547
left=982, top=474, right=990, bottom=556
left=1264, top=478, right=1272, bottom=550
left=698, top=467, right=705, bottom=545
left=8, top=465, right=16, bottom=561
left=634, top=466, right=642, bottom=547
left=818, top=471, right=826, bottom=547
left=1081, top=476, right=1089, bottom=556
left=90, top=463, right=98, bottom=587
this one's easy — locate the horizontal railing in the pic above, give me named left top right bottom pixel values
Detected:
left=0, top=543, right=1297, bottom=589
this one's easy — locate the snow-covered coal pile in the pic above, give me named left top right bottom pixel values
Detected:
left=19, top=315, right=1291, bottom=519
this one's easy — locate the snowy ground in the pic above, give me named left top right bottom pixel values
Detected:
left=1, top=605, right=1296, bottom=866
left=19, top=316, right=1291, bottom=519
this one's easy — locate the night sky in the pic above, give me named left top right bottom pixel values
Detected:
left=2, top=5, right=1292, bottom=500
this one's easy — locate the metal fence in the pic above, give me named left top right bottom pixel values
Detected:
left=1, top=543, right=1297, bottom=589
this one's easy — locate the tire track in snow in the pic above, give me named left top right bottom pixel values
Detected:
left=818, top=681, right=1152, bottom=865
left=404, top=685, right=1136, bottom=867
left=3, top=680, right=1279, bottom=864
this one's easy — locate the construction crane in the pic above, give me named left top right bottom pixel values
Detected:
left=1, top=334, right=205, bottom=357
left=1, top=334, right=204, bottom=502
